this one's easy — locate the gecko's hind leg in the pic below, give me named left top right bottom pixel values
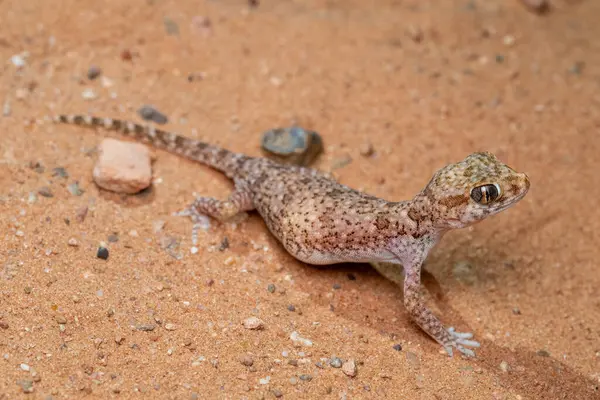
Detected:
left=173, top=186, right=255, bottom=245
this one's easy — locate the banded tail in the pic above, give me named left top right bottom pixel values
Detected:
left=52, top=114, right=248, bottom=177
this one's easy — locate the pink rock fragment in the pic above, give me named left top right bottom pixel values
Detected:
left=93, top=138, right=153, bottom=194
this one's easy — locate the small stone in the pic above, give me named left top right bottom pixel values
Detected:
left=272, top=388, right=283, bottom=398
left=499, top=361, right=510, bottom=372
left=17, top=379, right=34, bottom=393
left=393, top=344, right=402, bottom=351
left=164, top=323, right=176, bottom=331
left=267, top=283, right=276, bottom=293
left=115, top=335, right=125, bottom=345
left=261, top=126, right=323, bottom=167
left=10, top=54, right=26, bottom=68
left=329, top=357, right=342, bottom=368
left=52, top=167, right=69, bottom=178
left=136, top=323, right=156, bottom=332
left=67, top=182, right=84, bottom=196
left=24, top=286, right=32, bottom=294
left=97, top=247, right=109, bottom=260
left=82, top=88, right=97, bottom=100
left=138, top=105, right=168, bottom=125
left=299, top=374, right=312, bottom=382
left=259, top=376, right=270, bottom=385
left=20, top=363, right=30, bottom=371
left=76, top=206, right=88, bottom=223
left=359, top=143, right=374, bottom=157
left=163, top=17, right=180, bottom=35
left=503, top=35, right=516, bottom=47
left=512, top=307, right=521, bottom=315
left=342, top=359, right=357, bottom=377
left=55, top=315, right=67, bottom=324
left=87, top=66, right=102, bottom=80
left=107, top=234, right=119, bottom=243
left=68, top=238, right=79, bottom=247
left=290, top=331, right=312, bottom=347
left=332, top=283, right=341, bottom=290
left=239, top=354, right=254, bottom=366
left=519, top=0, right=549, bottom=14
left=287, top=304, right=296, bottom=312
left=93, top=138, right=153, bottom=194
left=37, top=187, right=53, bottom=198
left=242, top=317, right=264, bottom=330
left=0, top=321, right=8, bottom=329
left=536, top=350, right=550, bottom=357
left=218, top=237, right=229, bottom=251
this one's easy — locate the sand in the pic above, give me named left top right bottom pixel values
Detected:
left=1, top=0, right=599, bottom=398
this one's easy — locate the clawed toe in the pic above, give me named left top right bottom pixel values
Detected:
left=173, top=206, right=211, bottom=245
left=445, top=327, right=481, bottom=358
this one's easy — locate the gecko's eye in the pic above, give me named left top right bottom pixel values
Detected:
left=470, top=184, right=501, bottom=205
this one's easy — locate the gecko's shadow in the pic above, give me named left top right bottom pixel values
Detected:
left=96, top=184, right=156, bottom=206
left=299, top=261, right=598, bottom=400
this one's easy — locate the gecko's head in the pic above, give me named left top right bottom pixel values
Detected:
left=421, top=152, right=530, bottom=229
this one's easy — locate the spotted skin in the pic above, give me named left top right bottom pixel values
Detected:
left=51, top=114, right=530, bottom=357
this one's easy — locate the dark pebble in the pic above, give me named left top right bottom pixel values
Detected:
left=218, top=237, right=229, bottom=251
left=261, top=126, right=323, bottom=167
left=29, top=161, right=44, bottom=173
left=97, top=247, right=109, bottom=260
left=87, top=66, right=102, bottom=80
left=495, top=54, right=505, bottom=63
left=299, top=374, right=312, bottom=382
left=52, top=167, right=69, bottom=178
left=0, top=321, right=8, bottom=329
left=536, top=350, right=550, bottom=357
left=38, top=187, right=53, bottom=198
left=287, top=304, right=296, bottom=312
left=315, top=361, right=325, bottom=369
left=332, top=283, right=341, bottom=290
left=138, top=105, right=168, bottom=125
left=287, top=359, right=298, bottom=367
left=267, top=284, right=276, bottom=293
left=393, top=344, right=402, bottom=351
left=347, top=273, right=356, bottom=281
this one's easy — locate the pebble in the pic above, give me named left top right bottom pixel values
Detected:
left=519, top=0, right=549, bottom=13
left=20, top=363, right=30, bottom=371
left=299, top=374, right=312, bottom=381
left=512, top=307, right=521, bottom=315
left=332, top=283, right=341, bottom=290
left=10, top=54, right=26, bottom=68
left=342, top=359, right=357, bottom=377
left=272, top=388, right=283, bottom=398
left=536, top=350, right=550, bottom=357
left=52, top=167, right=69, bottom=178
left=82, top=88, right=97, bottom=100
left=138, top=105, right=168, bottom=125
left=107, top=234, right=119, bottom=243
left=267, top=283, right=276, bottom=293
left=3, top=99, right=10, bottom=116
left=55, top=315, right=67, bottom=324
left=499, top=361, right=510, bottom=372
left=17, top=379, right=33, bottom=393
left=87, top=66, right=102, bottom=80
left=261, top=126, right=323, bottom=166
left=93, top=138, right=153, bottom=194
left=393, top=344, right=402, bottom=351
left=359, top=143, right=375, bottom=157
left=329, top=357, right=342, bottom=368
left=97, top=247, right=109, bottom=260
left=67, top=182, right=84, bottom=196
left=259, top=376, right=270, bottom=385
left=242, top=317, right=264, bottom=330
left=287, top=304, right=296, bottom=312
left=37, top=187, right=53, bottom=198
left=136, top=324, right=156, bottom=332
left=0, top=321, right=8, bottom=329
left=239, top=354, right=254, bottom=366
left=164, top=323, right=176, bottom=331
left=290, top=331, right=312, bottom=347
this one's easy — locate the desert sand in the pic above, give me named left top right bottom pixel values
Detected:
left=1, top=0, right=599, bottom=399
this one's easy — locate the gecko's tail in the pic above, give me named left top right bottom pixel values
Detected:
left=52, top=114, right=248, bottom=178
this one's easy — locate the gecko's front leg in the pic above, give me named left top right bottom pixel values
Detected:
left=403, top=262, right=480, bottom=357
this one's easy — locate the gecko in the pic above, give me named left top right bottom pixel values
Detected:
left=51, top=114, right=530, bottom=357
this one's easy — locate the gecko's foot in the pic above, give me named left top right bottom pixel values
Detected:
left=173, top=205, right=211, bottom=246
left=444, top=327, right=480, bottom=357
